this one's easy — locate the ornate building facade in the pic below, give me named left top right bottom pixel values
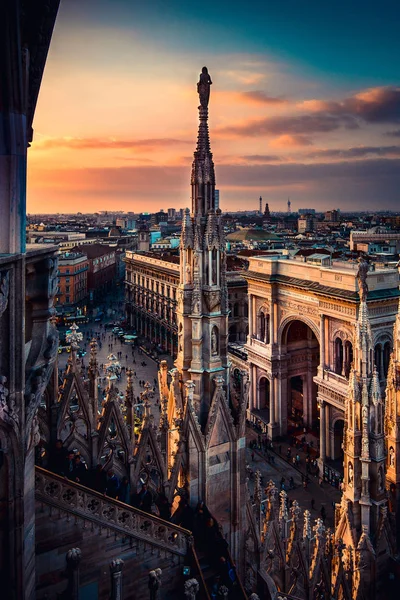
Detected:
left=244, top=254, right=399, bottom=471
left=1, top=1, right=400, bottom=589
left=124, top=251, right=248, bottom=356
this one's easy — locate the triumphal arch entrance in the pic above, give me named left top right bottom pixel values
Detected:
left=244, top=253, right=399, bottom=470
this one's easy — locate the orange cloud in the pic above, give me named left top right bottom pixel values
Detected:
left=31, top=137, right=192, bottom=151
left=270, top=134, right=313, bottom=148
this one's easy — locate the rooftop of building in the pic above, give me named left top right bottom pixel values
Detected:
left=245, top=253, right=400, bottom=301
left=72, top=243, right=116, bottom=258
left=226, top=228, right=281, bottom=242
left=58, top=252, right=87, bottom=262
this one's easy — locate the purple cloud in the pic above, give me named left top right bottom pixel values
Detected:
left=239, top=90, right=287, bottom=104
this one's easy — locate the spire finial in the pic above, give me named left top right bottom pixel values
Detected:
left=191, top=68, right=216, bottom=216
left=197, top=66, right=212, bottom=108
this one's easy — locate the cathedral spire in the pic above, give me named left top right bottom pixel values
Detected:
left=191, top=67, right=216, bottom=217
left=343, top=260, right=387, bottom=536
left=385, top=297, right=400, bottom=549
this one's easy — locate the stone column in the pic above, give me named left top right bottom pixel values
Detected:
left=269, top=376, right=275, bottom=424
left=270, top=301, right=275, bottom=346
left=208, top=250, right=212, bottom=286
left=319, top=314, right=325, bottom=371
left=216, top=250, right=220, bottom=285
left=248, top=294, right=253, bottom=339
left=250, top=364, right=257, bottom=411
left=251, top=295, right=256, bottom=339
left=65, top=548, right=82, bottom=600
left=273, top=301, right=278, bottom=346
left=110, top=558, right=124, bottom=600
left=319, top=400, right=326, bottom=465
left=307, top=369, right=313, bottom=427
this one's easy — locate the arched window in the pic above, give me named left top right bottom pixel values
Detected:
left=335, top=338, right=343, bottom=375
left=375, top=344, right=382, bottom=379
left=383, top=341, right=391, bottom=378
left=233, top=303, right=239, bottom=317
left=344, top=341, right=353, bottom=379
left=258, top=377, right=270, bottom=413
left=259, top=312, right=265, bottom=341
left=244, top=302, right=248, bottom=318
left=258, top=310, right=270, bottom=344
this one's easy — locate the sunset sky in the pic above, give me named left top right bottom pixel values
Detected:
left=28, top=0, right=400, bottom=214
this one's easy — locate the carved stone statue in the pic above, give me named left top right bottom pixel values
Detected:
left=197, top=67, right=212, bottom=108
left=184, top=578, right=200, bottom=599
left=348, top=462, right=354, bottom=487
left=211, top=327, right=218, bottom=355
left=390, top=446, right=395, bottom=467
left=148, top=568, right=162, bottom=600
left=356, top=257, right=369, bottom=302
left=186, top=263, right=192, bottom=284
left=378, top=466, right=384, bottom=491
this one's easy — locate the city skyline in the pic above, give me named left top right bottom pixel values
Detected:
left=28, top=0, right=400, bottom=213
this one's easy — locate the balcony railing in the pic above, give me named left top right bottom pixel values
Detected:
left=35, top=467, right=191, bottom=557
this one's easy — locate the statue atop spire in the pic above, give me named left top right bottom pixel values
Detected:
left=197, top=66, right=212, bottom=108
left=191, top=67, right=216, bottom=216
left=357, top=256, right=369, bottom=302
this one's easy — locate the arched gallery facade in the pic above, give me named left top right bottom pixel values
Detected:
left=243, top=254, right=400, bottom=471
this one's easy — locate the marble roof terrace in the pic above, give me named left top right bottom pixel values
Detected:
left=246, top=254, right=399, bottom=302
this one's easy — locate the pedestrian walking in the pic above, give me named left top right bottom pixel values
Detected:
left=251, top=451, right=255, bottom=462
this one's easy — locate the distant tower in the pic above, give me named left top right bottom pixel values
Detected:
left=264, top=203, right=271, bottom=222
left=287, top=198, right=291, bottom=214
left=259, top=196, right=262, bottom=214
left=138, top=227, right=150, bottom=252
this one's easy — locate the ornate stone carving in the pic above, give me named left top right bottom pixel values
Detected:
left=66, top=547, right=82, bottom=568
left=204, top=290, right=220, bottom=312
left=0, top=270, right=10, bottom=317
left=357, top=257, right=369, bottom=302
left=148, top=568, right=162, bottom=600
left=184, top=578, right=200, bottom=599
left=319, top=301, right=356, bottom=316
left=35, top=467, right=190, bottom=555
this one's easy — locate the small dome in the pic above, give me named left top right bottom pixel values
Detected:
left=226, top=228, right=280, bottom=242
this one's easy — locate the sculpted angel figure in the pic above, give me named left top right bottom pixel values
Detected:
left=197, top=66, right=212, bottom=108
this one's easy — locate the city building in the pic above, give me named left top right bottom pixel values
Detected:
left=73, top=243, right=116, bottom=301
left=244, top=253, right=399, bottom=448
left=325, top=208, right=340, bottom=222
left=298, top=213, right=316, bottom=233
left=2, top=5, right=400, bottom=594
left=137, top=227, right=150, bottom=252
left=124, top=251, right=248, bottom=354
left=55, top=252, right=88, bottom=309
left=226, top=228, right=282, bottom=249
left=350, top=227, right=400, bottom=254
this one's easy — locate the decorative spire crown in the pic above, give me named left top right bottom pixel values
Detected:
left=191, top=67, right=216, bottom=216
